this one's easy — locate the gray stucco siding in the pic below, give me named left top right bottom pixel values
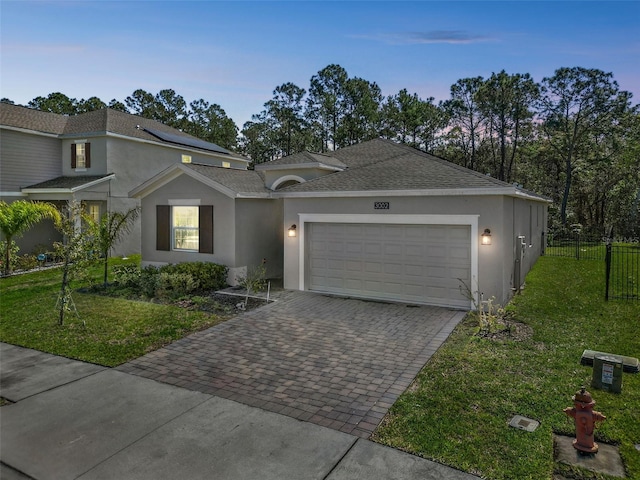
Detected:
left=235, top=198, right=283, bottom=280
left=138, top=173, right=237, bottom=270
left=1, top=129, right=62, bottom=192
left=283, top=195, right=547, bottom=307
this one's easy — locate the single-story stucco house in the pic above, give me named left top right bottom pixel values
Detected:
left=130, top=139, right=549, bottom=309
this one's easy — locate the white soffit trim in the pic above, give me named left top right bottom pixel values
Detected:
left=275, top=187, right=515, bottom=198
left=296, top=213, right=479, bottom=309
left=256, top=162, right=343, bottom=172
left=0, top=191, right=28, bottom=197
left=0, top=125, right=59, bottom=138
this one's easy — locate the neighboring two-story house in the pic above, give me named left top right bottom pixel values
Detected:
left=0, top=103, right=249, bottom=256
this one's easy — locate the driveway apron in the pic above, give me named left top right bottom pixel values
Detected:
left=118, top=291, right=466, bottom=438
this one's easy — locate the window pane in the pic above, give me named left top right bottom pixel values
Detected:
left=172, top=206, right=199, bottom=250
left=76, top=144, right=86, bottom=168
left=88, top=204, right=100, bottom=223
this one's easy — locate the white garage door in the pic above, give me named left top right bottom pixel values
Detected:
left=307, top=223, right=471, bottom=308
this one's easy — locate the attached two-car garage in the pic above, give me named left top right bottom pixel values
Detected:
left=303, top=219, right=472, bottom=309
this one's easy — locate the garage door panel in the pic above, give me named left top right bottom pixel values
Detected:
left=364, top=243, right=382, bottom=255
left=307, top=222, right=471, bottom=308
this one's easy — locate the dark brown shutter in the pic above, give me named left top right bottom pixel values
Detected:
left=198, top=205, right=214, bottom=254
left=71, top=144, right=77, bottom=168
left=85, top=143, right=91, bottom=168
left=156, top=205, right=170, bottom=251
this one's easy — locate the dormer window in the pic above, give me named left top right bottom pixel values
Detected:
left=71, top=142, right=91, bottom=170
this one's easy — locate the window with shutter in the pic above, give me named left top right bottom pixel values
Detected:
left=156, top=205, right=213, bottom=253
left=71, top=143, right=91, bottom=169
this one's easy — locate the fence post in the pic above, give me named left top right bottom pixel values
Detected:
left=605, top=243, right=612, bottom=301
left=576, top=233, right=580, bottom=260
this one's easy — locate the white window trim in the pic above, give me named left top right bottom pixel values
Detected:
left=171, top=205, right=200, bottom=252
left=296, top=213, right=479, bottom=309
left=271, top=175, right=306, bottom=190
left=168, top=199, right=201, bottom=206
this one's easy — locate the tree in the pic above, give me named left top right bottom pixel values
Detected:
left=154, top=89, right=188, bottom=129
left=476, top=71, right=539, bottom=182
left=538, top=67, right=633, bottom=225
left=76, top=96, right=107, bottom=113
left=239, top=113, right=279, bottom=165
left=264, top=82, right=308, bottom=156
left=186, top=99, right=238, bottom=150
left=442, top=77, right=485, bottom=170
left=338, top=77, right=383, bottom=147
left=108, top=99, right=128, bottom=112
left=85, top=207, right=140, bottom=287
left=382, top=89, right=424, bottom=146
left=125, top=89, right=158, bottom=119
left=28, top=92, right=78, bottom=114
left=54, top=202, right=95, bottom=326
left=0, top=200, right=61, bottom=275
left=306, top=64, right=349, bottom=151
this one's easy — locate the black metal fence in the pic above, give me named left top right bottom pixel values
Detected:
left=605, top=244, right=640, bottom=301
left=544, top=233, right=607, bottom=260
left=543, top=232, right=640, bottom=301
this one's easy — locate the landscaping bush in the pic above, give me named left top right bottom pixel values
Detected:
left=156, top=272, right=199, bottom=300
left=112, top=262, right=228, bottom=299
left=159, top=262, right=228, bottom=291
left=112, top=264, right=141, bottom=288
left=16, top=254, right=38, bottom=272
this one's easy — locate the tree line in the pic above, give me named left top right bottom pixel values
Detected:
left=3, top=64, right=639, bottom=236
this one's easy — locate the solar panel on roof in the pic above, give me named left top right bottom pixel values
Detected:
left=143, top=127, right=230, bottom=155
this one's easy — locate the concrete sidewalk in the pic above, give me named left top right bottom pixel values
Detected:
left=0, top=343, right=479, bottom=480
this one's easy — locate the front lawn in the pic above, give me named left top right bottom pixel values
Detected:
left=0, top=256, right=229, bottom=366
left=373, top=256, right=640, bottom=480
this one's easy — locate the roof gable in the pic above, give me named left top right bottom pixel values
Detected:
left=130, top=163, right=271, bottom=199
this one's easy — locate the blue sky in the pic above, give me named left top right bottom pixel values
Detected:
left=1, top=1, right=639, bottom=127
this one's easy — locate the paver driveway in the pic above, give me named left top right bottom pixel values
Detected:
left=118, top=291, right=466, bottom=438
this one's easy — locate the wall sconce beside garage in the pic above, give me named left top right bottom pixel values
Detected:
left=481, top=228, right=492, bottom=245
left=288, top=224, right=297, bottom=237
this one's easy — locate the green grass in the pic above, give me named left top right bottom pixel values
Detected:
left=0, top=256, right=228, bottom=366
left=373, top=257, right=640, bottom=480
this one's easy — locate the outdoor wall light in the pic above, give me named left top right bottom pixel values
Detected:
left=288, top=224, right=297, bottom=237
left=481, top=228, right=492, bottom=245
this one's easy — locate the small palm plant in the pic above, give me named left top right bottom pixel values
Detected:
left=0, top=200, right=61, bottom=276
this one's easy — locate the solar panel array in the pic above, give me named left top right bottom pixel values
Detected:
left=143, top=127, right=231, bottom=155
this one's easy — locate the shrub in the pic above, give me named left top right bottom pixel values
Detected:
left=112, top=264, right=141, bottom=288
left=159, top=262, right=228, bottom=291
left=109, top=262, right=228, bottom=299
left=16, top=254, right=38, bottom=272
left=156, top=272, right=199, bottom=300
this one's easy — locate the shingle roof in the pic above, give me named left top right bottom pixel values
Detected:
left=0, top=103, right=68, bottom=134
left=22, top=174, right=114, bottom=191
left=279, top=138, right=520, bottom=193
left=256, top=151, right=346, bottom=169
left=184, top=164, right=270, bottom=196
left=0, top=103, right=246, bottom=160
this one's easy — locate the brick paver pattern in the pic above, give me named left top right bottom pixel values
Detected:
left=117, top=292, right=465, bottom=438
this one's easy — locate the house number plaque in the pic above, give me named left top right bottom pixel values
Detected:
left=374, top=202, right=390, bottom=210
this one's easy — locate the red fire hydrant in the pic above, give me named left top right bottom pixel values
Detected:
left=563, top=387, right=606, bottom=453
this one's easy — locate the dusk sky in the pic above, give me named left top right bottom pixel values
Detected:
left=1, top=1, right=639, bottom=127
